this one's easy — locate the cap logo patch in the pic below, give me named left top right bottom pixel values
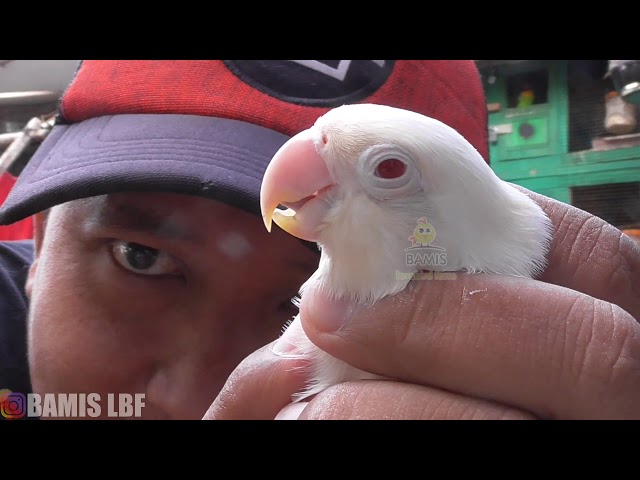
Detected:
left=223, top=60, right=395, bottom=107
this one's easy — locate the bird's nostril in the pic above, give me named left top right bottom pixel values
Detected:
left=322, top=133, right=328, bottom=145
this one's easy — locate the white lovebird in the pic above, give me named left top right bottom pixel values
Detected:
left=260, top=103, right=553, bottom=402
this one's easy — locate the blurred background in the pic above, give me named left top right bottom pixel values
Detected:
left=0, top=60, right=79, bottom=240
left=0, top=59, right=639, bottom=246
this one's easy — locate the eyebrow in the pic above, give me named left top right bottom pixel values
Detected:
left=90, top=198, right=191, bottom=241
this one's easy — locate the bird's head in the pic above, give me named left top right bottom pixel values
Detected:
left=260, top=103, right=552, bottom=299
left=261, top=104, right=457, bottom=241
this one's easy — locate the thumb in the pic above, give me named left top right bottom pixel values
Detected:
left=203, top=337, right=311, bottom=420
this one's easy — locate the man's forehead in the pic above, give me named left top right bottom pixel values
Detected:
left=82, top=191, right=248, bottom=222
left=72, top=193, right=199, bottom=240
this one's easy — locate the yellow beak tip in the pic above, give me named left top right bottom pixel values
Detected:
left=262, top=214, right=273, bottom=233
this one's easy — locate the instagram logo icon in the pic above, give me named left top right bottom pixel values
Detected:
left=0, top=389, right=25, bottom=419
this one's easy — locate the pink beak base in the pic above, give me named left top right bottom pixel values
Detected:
left=260, top=128, right=334, bottom=242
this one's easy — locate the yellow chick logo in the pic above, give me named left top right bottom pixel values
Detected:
left=409, top=217, right=436, bottom=247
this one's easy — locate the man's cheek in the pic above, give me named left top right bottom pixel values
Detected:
left=27, top=272, right=153, bottom=400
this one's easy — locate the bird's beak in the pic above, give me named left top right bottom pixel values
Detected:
left=260, top=128, right=334, bottom=242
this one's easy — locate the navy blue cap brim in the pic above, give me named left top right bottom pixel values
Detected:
left=0, top=113, right=319, bottom=253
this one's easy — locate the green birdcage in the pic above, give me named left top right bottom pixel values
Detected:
left=477, top=60, right=640, bottom=230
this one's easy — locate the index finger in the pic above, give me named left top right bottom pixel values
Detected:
left=513, top=185, right=640, bottom=320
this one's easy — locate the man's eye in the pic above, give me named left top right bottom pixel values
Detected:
left=111, top=241, right=180, bottom=276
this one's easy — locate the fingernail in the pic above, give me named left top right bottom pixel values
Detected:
left=304, top=287, right=358, bottom=333
left=275, top=402, right=309, bottom=420
left=272, top=318, right=305, bottom=357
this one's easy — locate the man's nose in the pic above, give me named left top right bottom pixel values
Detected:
left=142, top=312, right=249, bottom=419
left=145, top=346, right=240, bottom=419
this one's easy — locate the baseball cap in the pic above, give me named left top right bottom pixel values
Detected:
left=0, top=60, right=489, bottom=226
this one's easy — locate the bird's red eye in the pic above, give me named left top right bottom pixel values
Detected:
left=374, top=158, right=407, bottom=179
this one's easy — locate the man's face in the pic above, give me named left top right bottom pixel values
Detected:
left=25, top=191, right=319, bottom=419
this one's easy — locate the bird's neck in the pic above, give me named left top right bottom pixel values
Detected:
left=308, top=195, right=417, bottom=306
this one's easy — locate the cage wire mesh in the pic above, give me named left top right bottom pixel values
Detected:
left=566, top=60, right=640, bottom=229
left=568, top=60, right=640, bottom=152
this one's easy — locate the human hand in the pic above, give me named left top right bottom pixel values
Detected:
left=205, top=189, right=640, bottom=420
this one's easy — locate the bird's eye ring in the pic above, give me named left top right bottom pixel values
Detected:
left=374, top=158, right=407, bottom=179
left=357, top=144, right=422, bottom=200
